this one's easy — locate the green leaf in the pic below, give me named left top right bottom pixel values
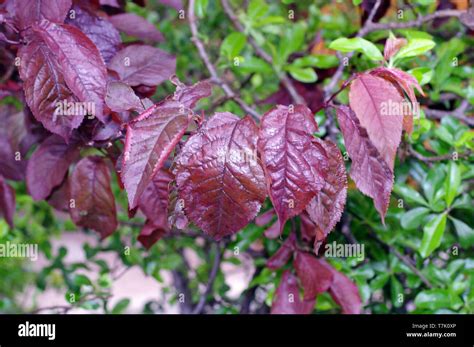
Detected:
left=394, top=184, right=429, bottom=207
left=352, top=0, right=363, bottom=5
left=247, top=0, right=269, bottom=20
left=194, top=0, right=208, bottom=18
left=444, top=162, right=461, bottom=207
left=391, top=276, right=404, bottom=308
left=276, top=22, right=306, bottom=65
left=238, top=56, right=273, bottom=74
left=415, top=289, right=462, bottom=311
left=393, top=39, right=435, bottom=60
left=111, top=298, right=130, bottom=314
left=292, top=54, right=339, bottom=69
left=419, top=213, right=448, bottom=258
left=329, top=37, right=383, bottom=61
left=450, top=217, right=474, bottom=248
left=401, top=207, right=430, bottom=230
left=220, top=32, right=247, bottom=60
left=286, top=66, right=317, bottom=83
left=73, top=274, right=92, bottom=287
left=370, top=273, right=390, bottom=291
left=408, top=67, right=433, bottom=86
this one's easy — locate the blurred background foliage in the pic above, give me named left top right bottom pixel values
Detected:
left=0, top=0, right=473, bottom=314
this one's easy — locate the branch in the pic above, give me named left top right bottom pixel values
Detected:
left=408, top=145, right=472, bottom=162
left=192, top=241, right=224, bottom=314
left=221, top=0, right=305, bottom=105
left=424, top=99, right=474, bottom=126
left=368, top=231, right=433, bottom=289
left=188, top=0, right=260, bottom=121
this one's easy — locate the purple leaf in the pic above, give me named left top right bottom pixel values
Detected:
left=255, top=208, right=276, bottom=226
left=321, top=260, right=362, bottom=314
left=109, top=13, right=164, bottom=43
left=13, top=0, right=72, bottom=29
left=175, top=112, right=267, bottom=239
left=69, top=156, right=117, bottom=239
left=121, top=80, right=211, bottom=208
left=0, top=175, right=15, bottom=228
left=383, top=36, right=407, bottom=61
left=108, top=45, right=175, bottom=87
left=293, top=251, right=334, bottom=300
left=271, top=270, right=315, bottom=314
left=349, top=73, right=404, bottom=170
left=159, top=0, right=183, bottom=10
left=264, top=220, right=280, bottom=239
left=105, top=81, right=143, bottom=113
left=266, top=233, right=295, bottom=270
left=370, top=67, right=424, bottom=134
left=336, top=105, right=393, bottom=222
left=138, top=168, right=172, bottom=227
left=258, top=104, right=328, bottom=233
left=47, top=177, right=71, bottom=212
left=65, top=5, right=121, bottom=63
left=306, top=139, right=347, bottom=246
left=32, top=20, right=107, bottom=122
left=138, top=220, right=167, bottom=250
left=26, top=135, right=80, bottom=201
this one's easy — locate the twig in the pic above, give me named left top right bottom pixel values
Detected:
left=192, top=241, right=224, bottom=314
left=221, top=0, right=305, bottom=105
left=408, top=145, right=472, bottom=162
left=188, top=0, right=260, bottom=121
left=368, top=231, right=433, bottom=288
left=424, top=100, right=474, bottom=126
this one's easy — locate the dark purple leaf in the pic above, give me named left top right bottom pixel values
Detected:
left=321, top=260, right=362, bottom=314
left=266, top=233, right=295, bottom=270
left=26, top=135, right=80, bottom=201
left=47, top=177, right=70, bottom=212
left=108, top=45, right=176, bottom=87
left=138, top=220, right=167, bottom=250
left=31, top=20, right=107, bottom=121
left=109, top=13, right=164, bottom=43
left=138, top=168, right=172, bottom=227
left=336, top=105, right=393, bottom=222
left=14, top=0, right=72, bottom=29
left=294, top=251, right=334, bottom=300
left=306, top=139, right=347, bottom=245
left=349, top=73, right=404, bottom=170
left=70, top=156, right=117, bottom=238
left=105, top=81, right=143, bottom=113
left=175, top=112, right=267, bottom=239
left=258, top=104, right=328, bottom=233
left=0, top=175, right=15, bottom=228
left=65, top=5, right=121, bottom=63
left=271, top=270, right=315, bottom=314
left=121, top=80, right=211, bottom=208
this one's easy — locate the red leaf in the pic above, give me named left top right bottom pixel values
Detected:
left=255, top=208, right=276, bottom=226
left=0, top=175, right=15, bottom=228
left=47, top=177, right=71, bottom=212
left=264, top=220, right=280, bottom=239
left=26, top=135, right=80, bottom=201
left=306, top=139, right=347, bottom=243
left=271, top=270, right=315, bottom=314
left=383, top=36, right=407, bottom=61
left=32, top=21, right=107, bottom=122
left=108, top=45, right=175, bottom=87
left=13, top=0, right=72, bottom=29
left=121, top=80, right=211, bottom=208
left=336, top=105, right=393, bottom=222
left=138, top=220, right=167, bottom=250
left=258, top=105, right=328, bottom=233
left=18, top=39, right=83, bottom=139
left=109, top=13, right=164, bottom=43
left=138, top=168, right=172, bottom=227
left=293, top=251, right=334, bottom=300
left=370, top=67, right=424, bottom=134
left=105, top=81, right=143, bottom=113
left=321, top=260, right=362, bottom=314
left=266, top=232, right=295, bottom=270
left=299, top=212, right=317, bottom=242
left=70, top=156, right=117, bottom=238
left=349, top=73, right=404, bottom=170
left=65, top=5, right=121, bottom=63
left=175, top=112, right=267, bottom=239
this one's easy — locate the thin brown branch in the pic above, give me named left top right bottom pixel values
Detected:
left=408, top=145, right=472, bottom=162
left=424, top=100, right=474, bottom=126
left=188, top=0, right=260, bottom=121
left=368, top=231, right=433, bottom=289
left=192, top=241, right=224, bottom=314
left=220, top=0, right=305, bottom=105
